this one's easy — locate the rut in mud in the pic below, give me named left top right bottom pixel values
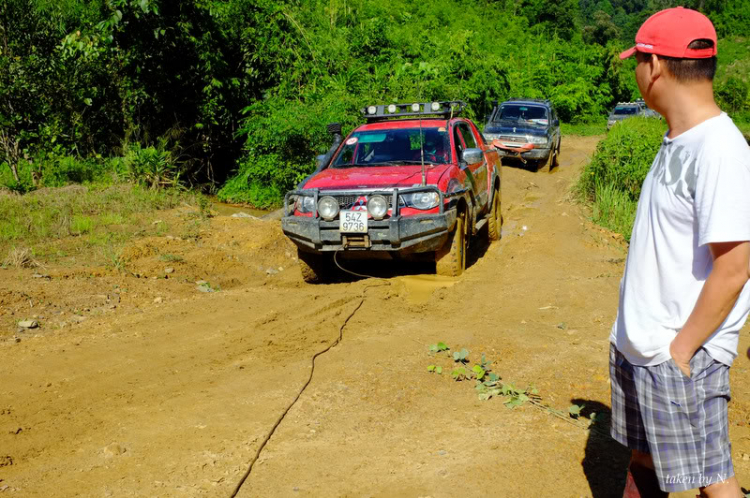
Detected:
left=1, top=135, right=749, bottom=498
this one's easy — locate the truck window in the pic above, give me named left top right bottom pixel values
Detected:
left=458, top=123, right=477, bottom=149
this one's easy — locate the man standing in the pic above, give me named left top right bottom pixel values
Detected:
left=611, top=7, right=750, bottom=498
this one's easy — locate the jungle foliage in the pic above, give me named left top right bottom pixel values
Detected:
left=1, top=0, right=749, bottom=206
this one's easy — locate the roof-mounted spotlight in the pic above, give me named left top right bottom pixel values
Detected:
left=431, top=102, right=440, bottom=111
left=387, top=104, right=397, bottom=113
left=411, top=103, right=420, bottom=112
left=367, top=105, right=377, bottom=115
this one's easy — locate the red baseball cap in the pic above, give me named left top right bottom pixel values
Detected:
left=620, top=7, right=717, bottom=60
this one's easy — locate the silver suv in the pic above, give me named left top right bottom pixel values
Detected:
left=607, top=102, right=644, bottom=129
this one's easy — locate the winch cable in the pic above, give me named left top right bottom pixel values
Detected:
left=230, top=255, right=389, bottom=497
left=333, top=250, right=387, bottom=281
left=229, top=297, right=365, bottom=497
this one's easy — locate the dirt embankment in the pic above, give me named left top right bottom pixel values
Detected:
left=1, top=136, right=749, bottom=497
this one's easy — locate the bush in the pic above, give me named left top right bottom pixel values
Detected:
left=578, top=117, right=667, bottom=240
left=1, top=151, right=124, bottom=191
left=124, top=140, right=180, bottom=189
left=39, top=155, right=110, bottom=186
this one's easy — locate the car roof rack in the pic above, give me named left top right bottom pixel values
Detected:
left=503, top=98, right=552, bottom=105
left=361, top=101, right=466, bottom=122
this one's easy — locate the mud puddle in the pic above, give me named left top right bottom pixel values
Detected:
left=395, top=274, right=457, bottom=304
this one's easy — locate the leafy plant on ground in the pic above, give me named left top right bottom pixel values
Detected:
left=568, top=403, right=584, bottom=418
left=426, top=342, right=537, bottom=408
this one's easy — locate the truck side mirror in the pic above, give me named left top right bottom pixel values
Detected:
left=461, top=148, right=483, bottom=164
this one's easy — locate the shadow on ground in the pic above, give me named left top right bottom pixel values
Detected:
left=572, top=398, right=631, bottom=498
left=324, top=224, right=493, bottom=283
left=501, top=157, right=560, bottom=173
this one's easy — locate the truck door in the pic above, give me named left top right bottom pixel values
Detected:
left=456, top=122, right=489, bottom=207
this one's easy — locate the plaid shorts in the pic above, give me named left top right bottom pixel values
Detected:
left=609, top=343, right=735, bottom=492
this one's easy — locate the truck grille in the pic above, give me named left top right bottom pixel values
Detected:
left=499, top=135, right=526, bottom=143
left=332, top=194, right=405, bottom=209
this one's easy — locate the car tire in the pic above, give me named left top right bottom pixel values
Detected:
left=297, top=248, right=329, bottom=283
left=436, top=211, right=466, bottom=277
left=487, top=187, right=502, bottom=242
left=536, top=156, right=550, bottom=173
left=551, top=142, right=560, bottom=170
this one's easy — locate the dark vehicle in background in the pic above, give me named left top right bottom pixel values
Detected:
left=482, top=98, right=561, bottom=172
left=607, top=102, right=645, bottom=129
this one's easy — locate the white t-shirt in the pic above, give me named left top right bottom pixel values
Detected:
left=611, top=113, right=750, bottom=367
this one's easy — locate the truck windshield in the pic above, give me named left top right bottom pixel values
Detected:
left=495, top=105, right=548, bottom=125
left=332, top=128, right=451, bottom=168
left=613, top=107, right=639, bottom=115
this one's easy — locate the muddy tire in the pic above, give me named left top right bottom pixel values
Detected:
left=551, top=141, right=560, bottom=169
left=297, top=249, right=328, bottom=283
left=537, top=155, right=550, bottom=173
left=487, top=187, right=502, bottom=241
left=436, top=212, right=466, bottom=277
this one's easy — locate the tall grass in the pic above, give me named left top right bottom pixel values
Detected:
left=561, top=120, right=607, bottom=137
left=577, top=117, right=667, bottom=241
left=0, top=185, right=191, bottom=262
left=592, top=181, right=638, bottom=238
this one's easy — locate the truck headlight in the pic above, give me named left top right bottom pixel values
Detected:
left=404, top=191, right=439, bottom=210
left=526, top=135, right=548, bottom=145
left=296, top=195, right=315, bottom=213
left=318, top=196, right=339, bottom=220
left=367, top=195, right=388, bottom=220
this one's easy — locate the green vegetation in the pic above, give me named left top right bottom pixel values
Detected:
left=1, top=1, right=749, bottom=206
left=577, top=117, right=667, bottom=240
left=0, top=184, right=192, bottom=263
left=561, top=120, right=608, bottom=136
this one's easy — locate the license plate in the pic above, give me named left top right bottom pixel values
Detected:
left=339, top=210, right=367, bottom=233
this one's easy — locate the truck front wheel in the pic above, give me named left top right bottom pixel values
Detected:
left=297, top=249, right=329, bottom=283
left=436, top=212, right=466, bottom=277
left=487, top=187, right=502, bottom=241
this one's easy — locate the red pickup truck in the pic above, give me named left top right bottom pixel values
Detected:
left=281, top=101, right=502, bottom=282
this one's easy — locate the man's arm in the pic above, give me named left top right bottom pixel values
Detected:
left=670, top=241, right=750, bottom=376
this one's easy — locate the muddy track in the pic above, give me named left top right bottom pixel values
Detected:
left=1, top=136, right=749, bottom=498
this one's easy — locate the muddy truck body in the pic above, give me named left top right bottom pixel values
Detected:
left=281, top=101, right=503, bottom=282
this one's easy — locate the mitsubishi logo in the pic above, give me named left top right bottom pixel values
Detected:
left=351, top=196, right=368, bottom=211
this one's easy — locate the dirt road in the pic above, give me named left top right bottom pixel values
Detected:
left=2, top=136, right=749, bottom=497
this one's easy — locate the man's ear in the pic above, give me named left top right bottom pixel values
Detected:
left=650, top=54, right=663, bottom=83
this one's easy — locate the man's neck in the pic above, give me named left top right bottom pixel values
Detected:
left=660, top=82, right=722, bottom=139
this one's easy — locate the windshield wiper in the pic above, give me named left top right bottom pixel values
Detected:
left=333, top=162, right=381, bottom=168
left=334, top=160, right=437, bottom=168
left=377, top=160, right=438, bottom=165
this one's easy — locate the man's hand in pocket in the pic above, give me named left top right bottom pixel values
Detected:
left=669, top=341, right=692, bottom=378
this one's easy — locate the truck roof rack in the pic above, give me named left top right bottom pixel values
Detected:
left=361, top=101, right=466, bottom=122
left=503, top=98, right=552, bottom=105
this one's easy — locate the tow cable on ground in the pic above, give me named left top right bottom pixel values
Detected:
left=229, top=252, right=388, bottom=497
